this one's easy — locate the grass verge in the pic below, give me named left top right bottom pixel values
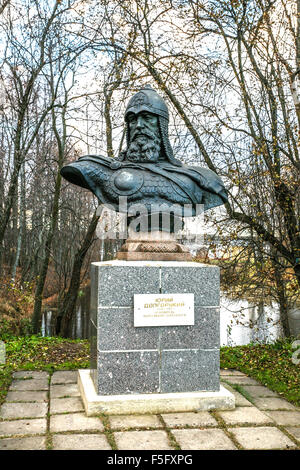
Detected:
left=0, top=335, right=89, bottom=405
left=220, top=338, right=300, bottom=406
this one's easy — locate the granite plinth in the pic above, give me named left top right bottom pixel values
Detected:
left=90, top=261, right=221, bottom=396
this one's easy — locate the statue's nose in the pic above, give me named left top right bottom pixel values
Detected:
left=136, top=116, right=145, bottom=129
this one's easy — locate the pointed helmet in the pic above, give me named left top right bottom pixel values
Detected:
left=125, top=84, right=169, bottom=120
left=120, top=85, right=182, bottom=167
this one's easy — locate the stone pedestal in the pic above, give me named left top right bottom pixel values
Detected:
left=116, top=231, right=192, bottom=261
left=80, top=260, right=235, bottom=415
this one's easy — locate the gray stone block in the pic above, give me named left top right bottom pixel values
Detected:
left=91, top=261, right=221, bottom=396
left=90, top=264, right=99, bottom=324
left=160, top=265, right=220, bottom=306
left=159, top=307, right=219, bottom=350
left=97, top=307, right=158, bottom=350
left=90, top=322, right=97, bottom=371
left=96, top=351, right=160, bottom=395
left=95, top=307, right=219, bottom=352
left=94, top=263, right=160, bottom=307
left=160, top=349, right=220, bottom=393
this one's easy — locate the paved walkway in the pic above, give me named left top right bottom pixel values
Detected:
left=0, top=369, right=299, bottom=450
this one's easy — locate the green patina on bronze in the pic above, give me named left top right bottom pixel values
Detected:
left=61, top=85, right=228, bottom=226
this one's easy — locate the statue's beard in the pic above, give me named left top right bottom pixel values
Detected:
left=127, top=130, right=161, bottom=163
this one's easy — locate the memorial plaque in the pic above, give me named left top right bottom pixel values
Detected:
left=134, top=293, right=194, bottom=327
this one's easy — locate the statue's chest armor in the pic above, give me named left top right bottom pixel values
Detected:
left=104, top=169, right=144, bottom=199
left=102, top=168, right=201, bottom=206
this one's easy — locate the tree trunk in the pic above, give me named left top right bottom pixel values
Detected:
left=31, top=170, right=62, bottom=333
left=11, top=163, right=26, bottom=281
left=273, top=263, right=291, bottom=338
left=59, top=210, right=99, bottom=337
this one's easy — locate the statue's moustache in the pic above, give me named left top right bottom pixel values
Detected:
left=131, top=129, right=158, bottom=140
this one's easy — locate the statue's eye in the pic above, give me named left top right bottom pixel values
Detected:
left=143, top=113, right=156, bottom=122
left=127, top=114, right=136, bottom=123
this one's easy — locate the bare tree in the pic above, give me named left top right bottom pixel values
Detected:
left=0, top=1, right=63, bottom=254
left=85, top=0, right=299, bottom=335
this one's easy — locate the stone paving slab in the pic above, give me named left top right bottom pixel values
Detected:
left=50, top=397, right=84, bottom=414
left=5, top=391, right=48, bottom=403
left=222, top=384, right=254, bottom=407
left=217, top=407, right=274, bottom=426
left=220, top=370, right=245, bottom=376
left=241, top=385, right=279, bottom=398
left=0, top=418, right=47, bottom=437
left=171, top=428, right=237, bottom=450
left=50, top=384, right=80, bottom=398
left=0, top=402, right=48, bottom=419
left=264, top=411, right=300, bottom=426
left=161, top=411, right=218, bottom=428
left=284, top=427, right=300, bottom=441
left=13, top=371, right=49, bottom=380
left=51, top=371, right=77, bottom=384
left=223, top=376, right=260, bottom=386
left=109, top=414, right=162, bottom=430
left=230, top=426, right=297, bottom=450
left=114, top=430, right=173, bottom=450
left=0, top=436, right=46, bottom=450
left=9, top=379, right=49, bottom=391
left=0, top=369, right=298, bottom=450
left=50, top=412, right=104, bottom=433
left=231, top=392, right=253, bottom=407
left=253, top=397, right=297, bottom=411
left=52, top=433, right=112, bottom=450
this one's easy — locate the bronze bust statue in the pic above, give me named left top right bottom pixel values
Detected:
left=61, top=85, right=227, bottom=228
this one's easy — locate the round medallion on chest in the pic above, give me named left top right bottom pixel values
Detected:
left=110, top=169, right=144, bottom=195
